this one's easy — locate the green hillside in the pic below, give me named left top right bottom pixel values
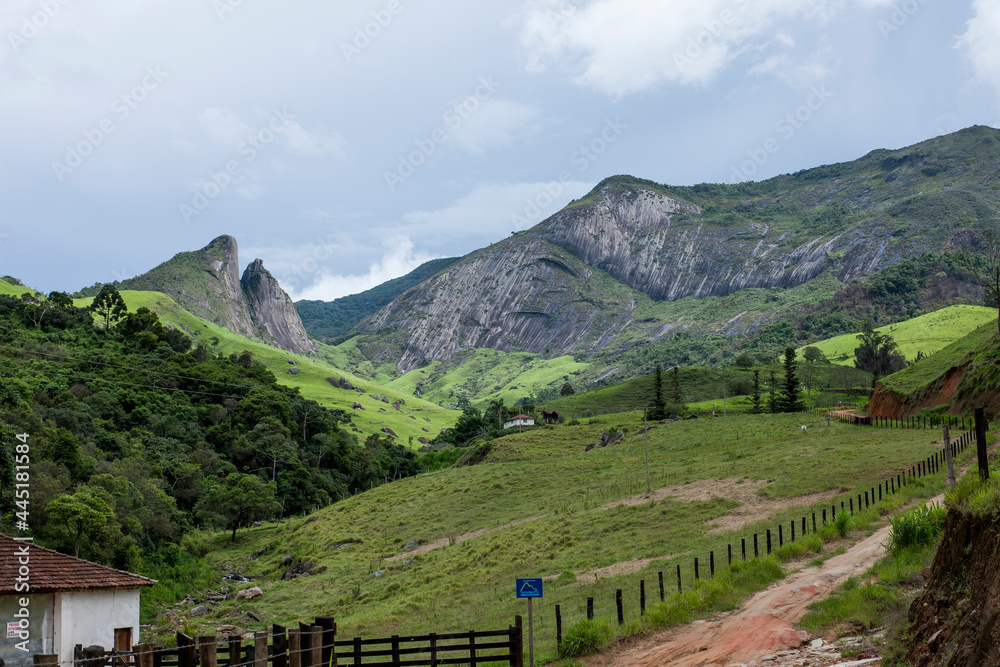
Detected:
left=73, top=290, right=458, bottom=442
left=297, top=256, right=463, bottom=342
left=543, top=363, right=872, bottom=418
left=879, top=321, right=998, bottom=397
left=797, top=305, right=997, bottom=365
left=164, top=410, right=966, bottom=653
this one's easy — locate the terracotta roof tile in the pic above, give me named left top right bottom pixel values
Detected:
left=0, top=534, right=157, bottom=593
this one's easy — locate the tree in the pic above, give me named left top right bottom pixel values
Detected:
left=780, top=348, right=805, bottom=412
left=196, top=472, right=281, bottom=541
left=650, top=363, right=666, bottom=420
left=959, top=227, right=1000, bottom=335
left=751, top=370, right=762, bottom=414
left=91, top=284, right=127, bottom=329
left=801, top=346, right=824, bottom=399
left=560, top=382, right=575, bottom=396
left=734, top=353, right=754, bottom=370
left=836, top=364, right=855, bottom=395
left=854, top=322, right=906, bottom=377
left=803, top=346, right=825, bottom=364
left=46, top=487, right=117, bottom=558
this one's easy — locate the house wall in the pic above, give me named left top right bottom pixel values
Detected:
left=53, top=588, right=142, bottom=661
left=0, top=592, right=55, bottom=664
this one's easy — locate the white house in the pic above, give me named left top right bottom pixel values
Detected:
left=502, top=414, right=535, bottom=429
left=0, top=534, right=156, bottom=664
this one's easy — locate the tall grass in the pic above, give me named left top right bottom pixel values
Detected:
left=887, top=505, right=947, bottom=555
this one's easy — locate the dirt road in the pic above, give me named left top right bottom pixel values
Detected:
left=585, top=506, right=931, bottom=667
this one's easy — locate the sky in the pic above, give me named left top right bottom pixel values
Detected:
left=2, top=0, right=999, bottom=300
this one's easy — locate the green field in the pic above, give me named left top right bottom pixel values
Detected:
left=157, top=410, right=968, bottom=654
left=72, top=290, right=458, bottom=442
left=797, top=305, right=996, bottom=365
left=543, top=363, right=872, bottom=418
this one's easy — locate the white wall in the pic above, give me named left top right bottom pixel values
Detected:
left=0, top=593, right=54, bottom=664
left=53, top=588, right=142, bottom=661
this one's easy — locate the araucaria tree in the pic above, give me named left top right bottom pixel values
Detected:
left=671, top=367, right=683, bottom=404
left=780, top=347, right=804, bottom=412
left=90, top=284, right=127, bottom=329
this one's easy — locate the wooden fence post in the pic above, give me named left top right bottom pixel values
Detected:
left=676, top=564, right=682, bottom=593
left=555, top=605, right=562, bottom=651
left=272, top=625, right=288, bottom=667
left=309, top=626, right=323, bottom=667
left=316, top=617, right=336, bottom=667
left=511, top=617, right=523, bottom=667
left=289, top=628, right=302, bottom=667
left=587, top=597, right=594, bottom=620
left=753, top=534, right=758, bottom=558
left=976, top=407, right=989, bottom=482
left=694, top=557, right=699, bottom=580
left=640, top=581, right=646, bottom=616
left=741, top=538, right=746, bottom=561
left=227, top=636, right=242, bottom=667
left=390, top=636, right=401, bottom=667
left=615, top=589, right=624, bottom=625
left=198, top=636, right=218, bottom=667
left=177, top=633, right=197, bottom=667
left=134, top=644, right=154, bottom=667
left=469, top=630, right=477, bottom=667
left=253, top=632, right=268, bottom=667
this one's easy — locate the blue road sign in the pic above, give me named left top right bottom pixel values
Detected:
left=516, top=578, right=543, bottom=598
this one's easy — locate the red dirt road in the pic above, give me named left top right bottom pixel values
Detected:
left=585, top=514, right=915, bottom=667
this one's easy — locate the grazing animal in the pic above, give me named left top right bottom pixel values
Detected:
left=801, top=425, right=808, bottom=434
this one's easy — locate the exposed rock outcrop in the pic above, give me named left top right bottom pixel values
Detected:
left=905, top=508, right=1000, bottom=666
left=120, top=235, right=317, bottom=354
left=242, top=259, right=317, bottom=354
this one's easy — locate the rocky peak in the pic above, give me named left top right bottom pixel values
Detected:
left=241, top=259, right=318, bottom=354
left=119, top=235, right=316, bottom=355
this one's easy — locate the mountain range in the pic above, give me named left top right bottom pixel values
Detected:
left=72, top=126, right=1000, bottom=404
left=336, top=126, right=998, bottom=389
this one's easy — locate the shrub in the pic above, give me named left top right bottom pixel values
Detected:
left=833, top=509, right=853, bottom=537
left=559, top=619, right=613, bottom=657
left=887, top=504, right=947, bottom=554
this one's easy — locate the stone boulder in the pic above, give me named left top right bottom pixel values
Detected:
left=280, top=563, right=317, bottom=581
left=381, top=427, right=398, bottom=438
left=234, top=586, right=263, bottom=601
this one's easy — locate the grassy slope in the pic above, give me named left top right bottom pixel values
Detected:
left=880, top=321, right=998, bottom=396
left=796, top=305, right=997, bottom=365
left=170, top=411, right=965, bottom=651
left=0, top=278, right=40, bottom=298
left=73, top=290, right=457, bottom=442
left=543, top=363, right=871, bottom=418
left=387, top=351, right=590, bottom=408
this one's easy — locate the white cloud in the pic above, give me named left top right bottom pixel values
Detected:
left=516, top=0, right=870, bottom=97
left=283, top=121, right=349, bottom=159
left=958, top=0, right=1000, bottom=98
left=198, top=108, right=253, bottom=146
left=448, top=99, right=541, bottom=155
left=286, top=236, right=437, bottom=301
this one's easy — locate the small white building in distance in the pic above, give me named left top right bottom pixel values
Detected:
left=0, top=533, right=157, bottom=664
left=503, top=414, right=535, bottom=429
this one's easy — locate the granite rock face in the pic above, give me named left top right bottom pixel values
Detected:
left=121, top=235, right=316, bottom=354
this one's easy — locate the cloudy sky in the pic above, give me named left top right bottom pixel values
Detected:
left=2, top=0, right=999, bottom=300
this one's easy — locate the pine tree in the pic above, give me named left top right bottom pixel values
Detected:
left=780, top=347, right=805, bottom=412
left=650, top=363, right=666, bottom=420
left=751, top=370, right=762, bottom=414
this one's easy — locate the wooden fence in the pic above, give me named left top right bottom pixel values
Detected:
left=57, top=617, right=523, bottom=667
left=551, top=423, right=980, bottom=652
